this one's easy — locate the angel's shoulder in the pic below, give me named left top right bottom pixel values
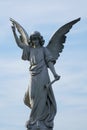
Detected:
left=42, top=47, right=47, bottom=54
left=43, top=46, right=49, bottom=52
left=42, top=47, right=52, bottom=57
left=23, top=45, right=30, bottom=52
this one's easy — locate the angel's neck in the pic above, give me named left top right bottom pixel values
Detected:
left=33, top=44, right=41, bottom=48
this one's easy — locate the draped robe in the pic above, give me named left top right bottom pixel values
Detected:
left=22, top=46, right=57, bottom=128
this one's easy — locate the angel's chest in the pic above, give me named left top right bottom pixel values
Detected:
left=29, top=47, right=44, bottom=64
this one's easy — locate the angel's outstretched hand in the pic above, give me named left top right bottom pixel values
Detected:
left=54, top=73, right=60, bottom=80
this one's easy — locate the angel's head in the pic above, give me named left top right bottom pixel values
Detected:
left=29, top=31, right=45, bottom=47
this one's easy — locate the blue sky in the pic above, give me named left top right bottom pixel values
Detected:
left=0, top=0, right=87, bottom=130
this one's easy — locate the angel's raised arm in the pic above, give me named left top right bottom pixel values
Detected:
left=11, top=25, right=26, bottom=49
left=10, top=18, right=29, bottom=49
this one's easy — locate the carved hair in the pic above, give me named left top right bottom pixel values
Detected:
left=28, top=31, right=45, bottom=46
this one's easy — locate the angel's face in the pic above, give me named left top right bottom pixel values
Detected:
left=31, top=36, right=40, bottom=47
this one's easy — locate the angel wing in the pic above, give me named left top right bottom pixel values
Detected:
left=46, top=18, right=81, bottom=62
left=10, top=18, right=29, bottom=45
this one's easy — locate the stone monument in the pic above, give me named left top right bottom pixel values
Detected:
left=10, top=17, right=80, bottom=130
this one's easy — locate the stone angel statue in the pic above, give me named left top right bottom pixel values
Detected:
left=10, top=17, right=80, bottom=130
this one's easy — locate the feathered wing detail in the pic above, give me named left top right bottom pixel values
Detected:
left=10, top=18, right=29, bottom=45
left=46, top=18, right=81, bottom=62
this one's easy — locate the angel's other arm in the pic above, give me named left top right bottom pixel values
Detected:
left=11, top=25, right=25, bottom=49
left=44, top=47, right=60, bottom=80
left=48, top=62, right=60, bottom=80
